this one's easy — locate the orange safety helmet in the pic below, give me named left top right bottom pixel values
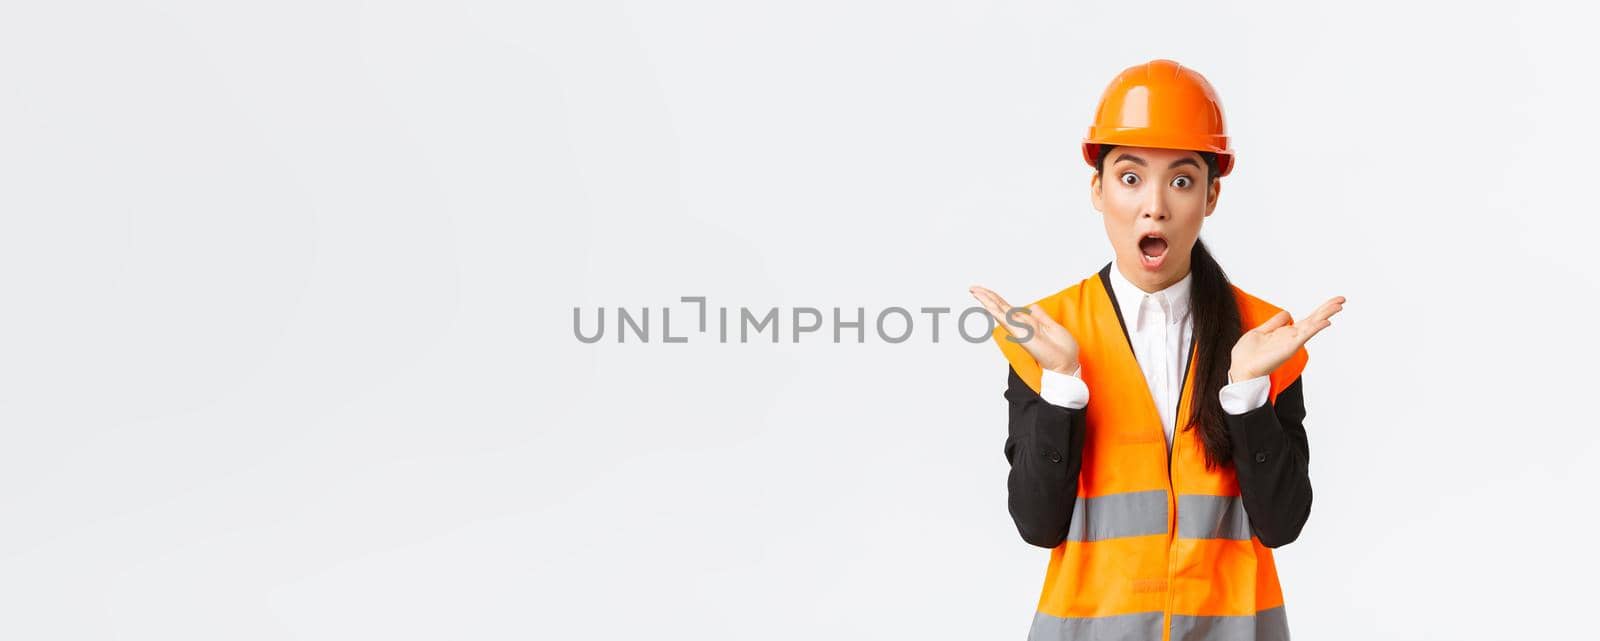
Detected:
left=1082, top=59, right=1235, bottom=177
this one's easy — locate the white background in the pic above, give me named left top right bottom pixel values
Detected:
left=1, top=1, right=1596, bottom=639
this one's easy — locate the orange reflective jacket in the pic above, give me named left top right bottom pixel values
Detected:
left=992, top=267, right=1307, bottom=641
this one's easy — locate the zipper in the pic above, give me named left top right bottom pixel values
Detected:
left=1160, top=336, right=1197, bottom=641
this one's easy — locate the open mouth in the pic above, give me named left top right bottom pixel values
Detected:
left=1138, top=233, right=1169, bottom=270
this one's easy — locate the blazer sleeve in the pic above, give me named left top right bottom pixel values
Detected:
left=1225, top=374, right=1312, bottom=548
left=1002, top=365, right=1087, bottom=548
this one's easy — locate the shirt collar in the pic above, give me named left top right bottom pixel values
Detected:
left=1106, top=260, right=1193, bottom=330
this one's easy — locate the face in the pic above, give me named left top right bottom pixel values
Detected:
left=1090, top=146, right=1222, bottom=293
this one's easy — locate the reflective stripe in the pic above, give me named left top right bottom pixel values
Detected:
left=1029, top=610, right=1163, bottom=641
left=1032, top=607, right=1289, bottom=641
left=1176, top=494, right=1252, bottom=540
left=1170, top=606, right=1289, bottom=641
left=1065, top=490, right=1169, bottom=542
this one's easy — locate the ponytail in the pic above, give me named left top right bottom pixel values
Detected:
left=1186, top=238, right=1243, bottom=469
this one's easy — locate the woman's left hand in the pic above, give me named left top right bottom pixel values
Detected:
left=1229, top=296, right=1346, bottom=382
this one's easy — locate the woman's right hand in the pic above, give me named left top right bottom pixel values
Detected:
left=969, top=285, right=1081, bottom=374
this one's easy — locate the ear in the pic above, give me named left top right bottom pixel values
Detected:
left=1089, top=172, right=1105, bottom=213
left=1203, top=178, right=1223, bottom=217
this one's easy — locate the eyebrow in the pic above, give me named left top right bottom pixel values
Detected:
left=1110, top=153, right=1202, bottom=171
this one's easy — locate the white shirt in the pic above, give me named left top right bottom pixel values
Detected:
left=1037, top=263, right=1271, bottom=451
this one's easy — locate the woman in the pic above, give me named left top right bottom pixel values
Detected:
left=968, top=60, right=1345, bottom=641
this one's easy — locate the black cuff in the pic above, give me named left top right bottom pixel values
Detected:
left=1225, top=399, right=1285, bottom=466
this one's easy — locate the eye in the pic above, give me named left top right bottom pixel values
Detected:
left=1120, top=172, right=1139, bottom=186
left=1172, top=175, right=1192, bottom=189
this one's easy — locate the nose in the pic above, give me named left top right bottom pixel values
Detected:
left=1141, top=185, right=1169, bottom=221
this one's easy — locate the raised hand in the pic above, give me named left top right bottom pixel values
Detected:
left=969, top=285, right=1080, bottom=374
left=1230, top=296, right=1346, bottom=381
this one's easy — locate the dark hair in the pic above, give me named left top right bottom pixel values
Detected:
left=1095, top=145, right=1242, bottom=469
